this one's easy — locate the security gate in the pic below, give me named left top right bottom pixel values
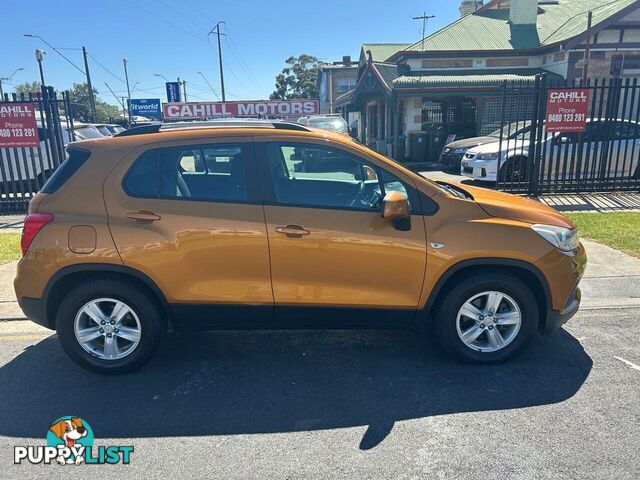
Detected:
left=0, top=86, right=74, bottom=212
left=496, top=75, right=640, bottom=194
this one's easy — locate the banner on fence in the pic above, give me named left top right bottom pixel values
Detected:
left=546, top=89, right=590, bottom=133
left=0, top=102, right=39, bottom=148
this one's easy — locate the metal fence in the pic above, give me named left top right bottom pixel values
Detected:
left=496, top=75, right=640, bottom=194
left=0, top=86, right=74, bottom=212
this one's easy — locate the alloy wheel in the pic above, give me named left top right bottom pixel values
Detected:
left=455, top=291, right=522, bottom=353
left=73, top=298, right=142, bottom=360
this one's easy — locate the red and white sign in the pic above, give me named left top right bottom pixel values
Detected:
left=0, top=102, right=39, bottom=148
left=162, top=99, right=319, bottom=120
left=546, top=89, right=590, bottom=133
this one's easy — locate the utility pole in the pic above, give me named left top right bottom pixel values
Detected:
left=123, top=58, right=132, bottom=124
left=0, top=67, right=23, bottom=99
left=35, top=49, right=46, bottom=86
left=412, top=13, right=435, bottom=51
left=208, top=21, right=226, bottom=102
left=582, top=11, right=593, bottom=86
left=178, top=77, right=188, bottom=102
left=82, top=47, right=97, bottom=123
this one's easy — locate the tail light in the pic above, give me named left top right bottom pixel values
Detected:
left=21, top=213, right=54, bottom=256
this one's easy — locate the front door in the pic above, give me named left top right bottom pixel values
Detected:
left=256, top=139, right=427, bottom=325
left=104, top=138, right=273, bottom=328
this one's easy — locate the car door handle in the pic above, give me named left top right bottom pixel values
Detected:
left=126, top=210, right=161, bottom=223
left=275, top=225, right=310, bottom=237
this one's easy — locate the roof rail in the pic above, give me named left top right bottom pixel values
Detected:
left=114, top=120, right=311, bottom=137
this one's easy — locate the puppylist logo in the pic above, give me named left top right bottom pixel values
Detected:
left=14, top=417, right=134, bottom=465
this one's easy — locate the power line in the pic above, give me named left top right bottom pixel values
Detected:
left=157, top=0, right=210, bottom=33
left=224, top=34, right=262, bottom=92
left=183, top=0, right=216, bottom=23
left=123, top=0, right=207, bottom=44
left=87, top=54, right=127, bottom=84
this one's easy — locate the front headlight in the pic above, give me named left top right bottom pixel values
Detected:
left=531, top=224, right=580, bottom=253
left=476, top=152, right=499, bottom=160
left=453, top=147, right=467, bottom=154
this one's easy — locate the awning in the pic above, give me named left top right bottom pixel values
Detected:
left=393, top=69, right=563, bottom=90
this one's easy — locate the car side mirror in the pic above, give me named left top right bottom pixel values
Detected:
left=382, top=191, right=411, bottom=231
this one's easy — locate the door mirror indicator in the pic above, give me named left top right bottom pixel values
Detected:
left=382, top=191, right=412, bottom=230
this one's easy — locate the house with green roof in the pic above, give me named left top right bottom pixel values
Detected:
left=336, top=0, right=640, bottom=162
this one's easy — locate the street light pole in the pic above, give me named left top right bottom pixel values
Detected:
left=208, top=21, right=226, bottom=102
left=182, top=79, right=187, bottom=102
left=35, top=49, right=46, bottom=86
left=0, top=67, right=23, bottom=99
left=24, top=34, right=97, bottom=121
left=82, top=47, right=97, bottom=122
left=123, top=58, right=132, bottom=124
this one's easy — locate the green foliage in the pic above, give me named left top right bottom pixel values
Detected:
left=270, top=54, right=319, bottom=100
left=68, top=82, right=121, bottom=123
left=11, top=81, right=42, bottom=98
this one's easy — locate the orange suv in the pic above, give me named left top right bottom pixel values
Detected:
left=14, top=121, right=586, bottom=373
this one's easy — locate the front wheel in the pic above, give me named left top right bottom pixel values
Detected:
left=433, top=273, right=539, bottom=363
left=500, top=157, right=529, bottom=183
left=56, top=280, right=164, bottom=374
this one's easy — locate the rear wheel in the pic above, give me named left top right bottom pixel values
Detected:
left=56, top=280, right=164, bottom=374
left=433, top=273, right=539, bottom=363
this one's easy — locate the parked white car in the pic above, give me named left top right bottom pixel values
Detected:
left=461, top=119, right=640, bottom=182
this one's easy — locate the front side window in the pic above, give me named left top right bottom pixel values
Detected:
left=124, top=144, right=247, bottom=202
left=264, top=142, right=409, bottom=211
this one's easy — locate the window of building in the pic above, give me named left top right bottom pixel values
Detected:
left=336, top=77, right=356, bottom=94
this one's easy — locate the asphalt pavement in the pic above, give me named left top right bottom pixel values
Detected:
left=0, top=307, right=639, bottom=479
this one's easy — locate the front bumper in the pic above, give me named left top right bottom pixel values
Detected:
left=543, top=287, right=581, bottom=334
left=460, top=159, right=497, bottom=181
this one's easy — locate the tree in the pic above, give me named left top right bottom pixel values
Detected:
left=12, top=81, right=42, bottom=98
left=270, top=54, right=319, bottom=100
left=68, top=82, right=120, bottom=123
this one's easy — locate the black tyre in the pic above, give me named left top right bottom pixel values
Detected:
left=500, top=156, right=529, bottom=183
left=433, top=273, right=539, bottom=363
left=56, top=279, right=164, bottom=374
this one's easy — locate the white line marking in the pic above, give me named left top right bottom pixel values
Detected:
left=614, top=356, right=640, bottom=371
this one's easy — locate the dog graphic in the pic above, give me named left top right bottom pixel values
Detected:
left=49, top=418, right=87, bottom=465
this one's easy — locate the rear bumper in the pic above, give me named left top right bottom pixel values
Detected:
left=17, top=296, right=53, bottom=330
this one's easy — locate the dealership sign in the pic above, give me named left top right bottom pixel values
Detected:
left=0, top=102, right=39, bottom=148
left=162, top=99, right=319, bottom=120
left=546, top=89, right=590, bottom=133
left=165, top=82, right=182, bottom=102
left=128, top=98, right=161, bottom=117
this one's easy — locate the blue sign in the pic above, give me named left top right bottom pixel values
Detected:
left=128, top=98, right=161, bottom=117
left=165, top=82, right=182, bottom=102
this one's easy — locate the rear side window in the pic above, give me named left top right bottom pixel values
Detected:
left=123, top=144, right=248, bottom=203
left=41, top=148, right=91, bottom=194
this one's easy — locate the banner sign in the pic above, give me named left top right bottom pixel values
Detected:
left=546, top=89, right=590, bottom=133
left=162, top=99, right=319, bottom=120
left=0, top=102, right=39, bottom=148
left=128, top=98, right=161, bottom=117
left=165, top=82, right=182, bottom=103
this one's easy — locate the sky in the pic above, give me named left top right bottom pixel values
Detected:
left=0, top=0, right=460, bottom=106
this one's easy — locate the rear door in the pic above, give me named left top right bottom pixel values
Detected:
left=256, top=137, right=428, bottom=325
left=103, top=137, right=273, bottom=328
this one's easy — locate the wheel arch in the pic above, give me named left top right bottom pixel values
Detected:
left=424, top=258, right=551, bottom=332
left=43, top=263, right=173, bottom=331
